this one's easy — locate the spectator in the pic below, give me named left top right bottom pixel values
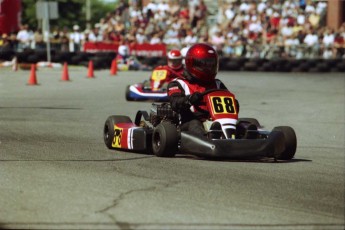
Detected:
left=303, top=29, right=319, bottom=58
left=183, top=30, right=198, bottom=47
left=257, top=0, right=267, bottom=14
left=0, top=34, right=12, bottom=52
left=224, top=3, right=236, bottom=23
left=157, top=1, right=169, bottom=13
left=150, top=33, right=162, bottom=44
left=144, top=0, right=158, bottom=14
left=59, top=27, right=70, bottom=52
left=284, top=34, right=300, bottom=58
left=333, top=32, right=344, bottom=58
left=69, top=25, right=84, bottom=52
left=33, top=29, right=45, bottom=51
left=191, top=5, right=203, bottom=28
left=209, top=31, right=225, bottom=54
left=87, top=27, right=103, bottom=42
left=16, top=24, right=31, bottom=51
left=308, top=11, right=321, bottom=29
left=163, top=27, right=180, bottom=47
left=179, top=6, right=190, bottom=23
left=135, top=28, right=148, bottom=44
left=118, top=39, right=130, bottom=63
left=270, top=12, right=281, bottom=29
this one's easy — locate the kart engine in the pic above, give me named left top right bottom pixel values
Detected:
left=150, top=103, right=178, bottom=127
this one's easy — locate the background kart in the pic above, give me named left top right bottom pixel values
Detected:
left=125, top=81, right=168, bottom=101
left=107, top=89, right=297, bottom=160
left=125, top=68, right=173, bottom=101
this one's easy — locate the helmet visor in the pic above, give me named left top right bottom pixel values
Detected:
left=169, top=58, right=182, bottom=68
left=194, top=57, right=218, bottom=75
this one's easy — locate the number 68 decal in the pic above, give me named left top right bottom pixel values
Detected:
left=210, top=96, right=237, bottom=114
left=112, top=125, right=123, bottom=148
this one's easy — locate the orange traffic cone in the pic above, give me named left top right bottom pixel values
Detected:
left=12, top=57, right=18, bottom=71
left=27, top=64, right=38, bottom=85
left=61, top=62, right=70, bottom=81
left=110, top=58, right=117, bottom=76
left=87, top=60, right=95, bottom=78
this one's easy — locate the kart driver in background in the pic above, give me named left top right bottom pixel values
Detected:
left=144, top=49, right=184, bottom=91
left=167, top=43, right=240, bottom=137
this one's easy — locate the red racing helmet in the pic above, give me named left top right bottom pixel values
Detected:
left=185, top=43, right=219, bottom=83
left=167, top=49, right=183, bottom=70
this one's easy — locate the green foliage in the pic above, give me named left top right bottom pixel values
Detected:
left=21, top=0, right=119, bottom=32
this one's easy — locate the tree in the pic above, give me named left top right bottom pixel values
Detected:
left=21, top=0, right=118, bottom=32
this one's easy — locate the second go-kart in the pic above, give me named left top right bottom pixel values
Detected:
left=105, top=89, right=297, bottom=160
left=125, top=69, right=171, bottom=101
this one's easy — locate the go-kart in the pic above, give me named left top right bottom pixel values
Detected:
left=125, top=69, right=171, bottom=101
left=105, top=89, right=297, bottom=160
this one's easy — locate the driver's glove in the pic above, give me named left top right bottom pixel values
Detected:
left=188, top=92, right=203, bottom=105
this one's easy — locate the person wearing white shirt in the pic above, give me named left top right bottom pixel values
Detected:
left=183, top=31, right=198, bottom=46
left=144, top=1, right=158, bottom=14
left=239, top=1, right=250, bottom=13
left=157, top=1, right=169, bottom=13
left=88, top=27, right=103, bottom=42
left=303, top=30, right=319, bottom=58
left=135, top=29, right=147, bottom=44
left=257, top=1, right=266, bottom=13
left=150, top=33, right=162, bottom=45
left=322, top=30, right=335, bottom=47
left=284, top=34, right=300, bottom=57
left=16, top=24, right=31, bottom=51
left=69, top=25, right=85, bottom=52
left=225, top=4, right=236, bottom=21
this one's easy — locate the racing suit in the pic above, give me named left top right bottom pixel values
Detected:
left=167, top=71, right=234, bottom=137
left=145, top=65, right=184, bottom=91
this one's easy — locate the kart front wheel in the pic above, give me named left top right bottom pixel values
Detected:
left=237, top=118, right=261, bottom=128
left=272, top=126, right=297, bottom=160
left=104, top=115, right=132, bottom=149
left=152, top=122, right=178, bottom=157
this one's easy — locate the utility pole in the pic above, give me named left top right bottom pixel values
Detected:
left=86, top=0, right=91, bottom=30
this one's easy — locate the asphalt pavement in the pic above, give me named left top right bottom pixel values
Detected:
left=0, top=66, right=344, bottom=229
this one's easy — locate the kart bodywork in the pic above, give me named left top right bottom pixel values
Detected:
left=106, top=89, right=297, bottom=160
left=125, top=69, right=175, bottom=101
left=125, top=82, right=168, bottom=101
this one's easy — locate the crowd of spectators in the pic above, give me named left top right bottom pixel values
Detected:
left=0, top=0, right=345, bottom=60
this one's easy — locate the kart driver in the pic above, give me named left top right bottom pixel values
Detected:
left=144, top=49, right=184, bottom=91
left=167, top=43, right=239, bottom=137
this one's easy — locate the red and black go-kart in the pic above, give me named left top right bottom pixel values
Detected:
left=104, top=89, right=297, bottom=160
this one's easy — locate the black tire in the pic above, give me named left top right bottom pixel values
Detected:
left=225, top=61, right=241, bottom=71
left=242, top=61, right=258, bottom=71
left=272, top=126, right=297, bottom=160
left=237, top=118, right=261, bottom=128
left=103, top=115, right=132, bottom=149
left=152, top=122, right=178, bottom=157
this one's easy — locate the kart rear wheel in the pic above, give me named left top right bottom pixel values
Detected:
left=125, top=85, right=134, bottom=101
left=104, top=115, right=132, bottom=149
left=272, top=126, right=297, bottom=160
left=152, top=122, right=178, bottom=157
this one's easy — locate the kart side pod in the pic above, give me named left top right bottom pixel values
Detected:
left=179, top=131, right=285, bottom=159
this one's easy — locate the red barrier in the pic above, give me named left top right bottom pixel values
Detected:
left=83, top=42, right=167, bottom=57
left=0, top=0, right=21, bottom=34
left=130, top=43, right=167, bottom=57
left=83, top=42, right=119, bottom=52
